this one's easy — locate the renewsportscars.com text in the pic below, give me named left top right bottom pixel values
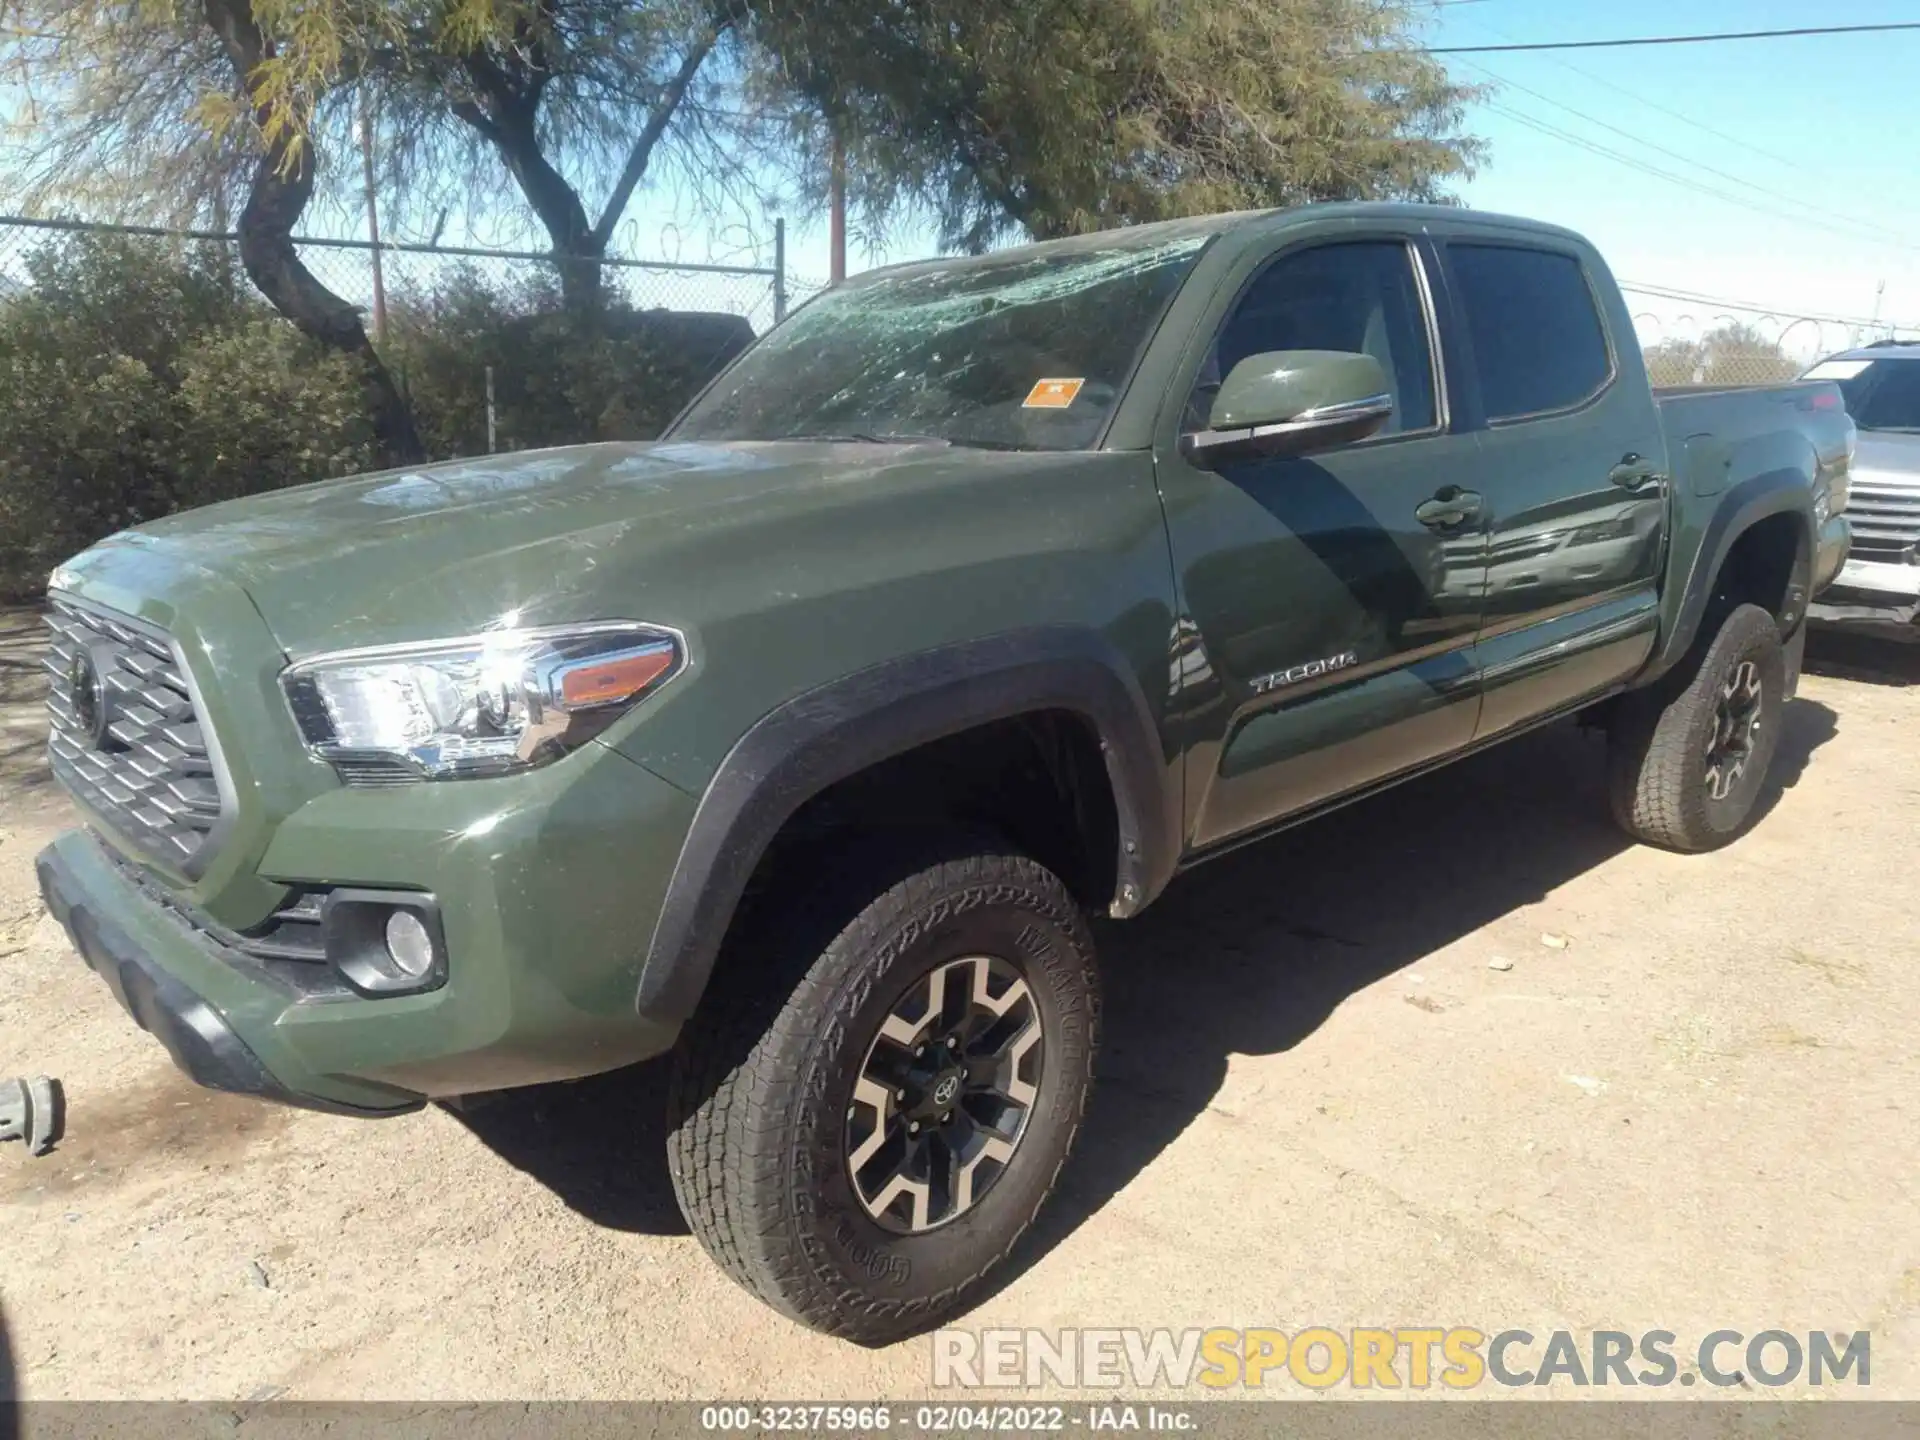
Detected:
left=932, top=1328, right=1871, bottom=1391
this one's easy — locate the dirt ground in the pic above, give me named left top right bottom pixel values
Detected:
left=0, top=604, right=1915, bottom=1402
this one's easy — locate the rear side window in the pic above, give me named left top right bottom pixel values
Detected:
left=1450, top=245, right=1612, bottom=421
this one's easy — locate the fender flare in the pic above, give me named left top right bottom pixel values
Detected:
left=1643, top=468, right=1816, bottom=686
left=634, top=626, right=1180, bottom=1022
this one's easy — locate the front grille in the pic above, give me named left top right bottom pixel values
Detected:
left=44, top=596, right=227, bottom=872
left=1845, top=479, right=1920, bottom=564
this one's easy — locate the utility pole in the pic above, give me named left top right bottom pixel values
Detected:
left=211, top=187, right=234, bottom=302
left=360, top=96, right=389, bottom=343
left=1872, top=279, right=1887, bottom=339
left=773, top=217, right=788, bottom=323
left=829, top=131, right=847, bottom=287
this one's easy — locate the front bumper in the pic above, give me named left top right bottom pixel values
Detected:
left=37, top=739, right=701, bottom=1114
left=37, top=836, right=413, bottom=1115
left=1809, top=553, right=1920, bottom=633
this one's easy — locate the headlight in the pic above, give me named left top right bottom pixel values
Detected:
left=281, top=621, right=683, bottom=780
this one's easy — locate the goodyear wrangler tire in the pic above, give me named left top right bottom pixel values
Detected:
left=1608, top=603, right=1786, bottom=853
left=665, top=838, right=1099, bottom=1345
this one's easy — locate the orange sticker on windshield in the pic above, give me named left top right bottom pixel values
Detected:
left=1024, top=377, right=1085, bottom=409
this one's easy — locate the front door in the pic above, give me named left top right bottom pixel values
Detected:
left=1156, top=238, right=1490, bottom=850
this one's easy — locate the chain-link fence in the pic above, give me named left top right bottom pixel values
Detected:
left=1622, top=284, right=1914, bottom=390
left=17, top=215, right=1885, bottom=396
left=0, top=213, right=790, bottom=331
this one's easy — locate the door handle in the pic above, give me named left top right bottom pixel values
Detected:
left=1609, top=453, right=1661, bottom=490
left=1415, top=489, right=1483, bottom=529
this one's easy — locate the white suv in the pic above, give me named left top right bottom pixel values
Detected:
left=1803, top=343, right=1920, bottom=637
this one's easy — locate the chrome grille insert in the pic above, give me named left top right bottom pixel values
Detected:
left=44, top=596, right=228, bottom=873
left=1845, top=478, right=1920, bottom=563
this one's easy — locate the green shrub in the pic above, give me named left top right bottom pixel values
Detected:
left=173, top=319, right=374, bottom=509
left=0, top=233, right=371, bottom=597
left=384, top=266, right=753, bottom=458
left=0, top=233, right=755, bottom=599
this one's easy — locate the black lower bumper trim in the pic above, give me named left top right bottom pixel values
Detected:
left=36, top=842, right=419, bottom=1118
left=1809, top=589, right=1920, bottom=630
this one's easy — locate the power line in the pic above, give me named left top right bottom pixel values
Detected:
left=1484, top=100, right=1920, bottom=254
left=1450, top=14, right=1811, bottom=174
left=1461, top=59, right=1911, bottom=250
left=1428, top=22, right=1920, bottom=54
left=1520, top=62, right=1807, bottom=175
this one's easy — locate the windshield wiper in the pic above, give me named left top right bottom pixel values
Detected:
left=944, top=435, right=1035, bottom=451
left=780, top=432, right=952, bottom=445
left=777, top=431, right=1037, bottom=451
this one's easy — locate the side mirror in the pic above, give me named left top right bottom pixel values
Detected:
left=1184, top=350, right=1395, bottom=465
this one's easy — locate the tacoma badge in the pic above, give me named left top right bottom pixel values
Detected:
left=1251, top=650, right=1359, bottom=695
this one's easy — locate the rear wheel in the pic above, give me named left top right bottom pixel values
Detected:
left=666, top=838, right=1098, bottom=1344
left=1608, top=602, right=1786, bottom=852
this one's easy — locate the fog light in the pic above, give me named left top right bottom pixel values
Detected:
left=320, top=889, right=447, bottom=996
left=384, top=910, right=435, bottom=979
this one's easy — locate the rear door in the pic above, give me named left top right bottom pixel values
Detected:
left=1155, top=235, right=1490, bottom=850
left=1441, top=240, right=1670, bottom=738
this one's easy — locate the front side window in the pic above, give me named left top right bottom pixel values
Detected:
left=1186, top=241, right=1438, bottom=437
left=1449, top=244, right=1612, bottom=421
left=671, top=233, right=1209, bottom=452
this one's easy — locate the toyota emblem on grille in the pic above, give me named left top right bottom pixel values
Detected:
left=67, top=646, right=113, bottom=750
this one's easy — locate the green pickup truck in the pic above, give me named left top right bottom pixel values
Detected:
left=37, top=203, right=1852, bottom=1343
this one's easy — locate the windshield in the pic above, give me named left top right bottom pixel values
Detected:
left=671, top=233, right=1211, bottom=451
left=1804, top=355, right=1920, bottom=431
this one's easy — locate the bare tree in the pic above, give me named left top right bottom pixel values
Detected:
left=350, top=0, right=757, bottom=310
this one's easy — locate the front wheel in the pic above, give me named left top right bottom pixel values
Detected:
left=1608, top=602, right=1787, bottom=852
left=666, top=840, right=1099, bottom=1344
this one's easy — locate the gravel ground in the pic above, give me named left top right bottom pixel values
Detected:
left=0, top=605, right=1916, bottom=1402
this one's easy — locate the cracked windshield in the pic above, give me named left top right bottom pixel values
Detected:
left=672, top=233, right=1211, bottom=451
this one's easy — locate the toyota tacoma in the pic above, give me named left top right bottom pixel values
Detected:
left=36, top=204, right=1853, bottom=1343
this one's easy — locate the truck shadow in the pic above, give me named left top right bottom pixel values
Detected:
left=988, top=697, right=1837, bottom=1311
left=445, top=1053, right=688, bottom=1235
left=0, top=1295, right=18, bottom=1418
left=446, top=703, right=1840, bottom=1284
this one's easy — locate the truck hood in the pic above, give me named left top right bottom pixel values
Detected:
left=1853, top=429, right=1920, bottom=485
left=66, top=440, right=1040, bottom=656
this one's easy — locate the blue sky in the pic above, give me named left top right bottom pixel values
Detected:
left=761, top=0, right=1920, bottom=360
left=1425, top=0, right=1920, bottom=358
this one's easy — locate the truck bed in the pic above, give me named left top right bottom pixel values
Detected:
left=1648, top=377, right=1854, bottom=669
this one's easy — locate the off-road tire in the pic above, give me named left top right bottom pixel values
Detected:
left=1608, top=602, right=1786, bottom=852
left=665, top=837, right=1099, bottom=1345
